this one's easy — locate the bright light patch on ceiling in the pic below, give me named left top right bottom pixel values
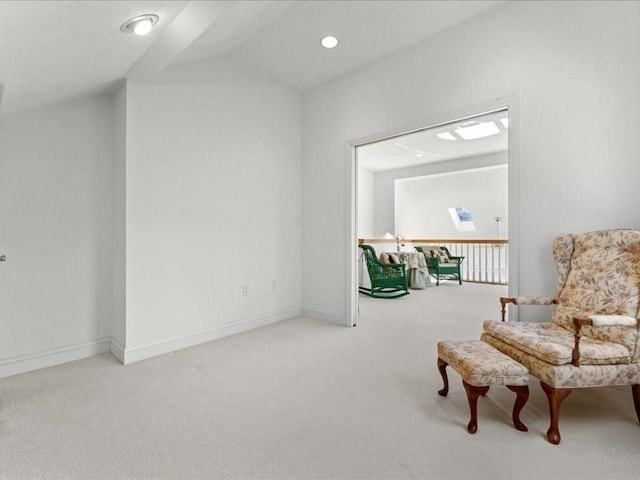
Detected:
left=134, top=19, right=153, bottom=35
left=120, top=14, right=159, bottom=36
left=320, top=36, right=339, bottom=49
left=437, top=132, right=457, bottom=141
left=501, top=118, right=509, bottom=128
left=455, top=121, right=500, bottom=140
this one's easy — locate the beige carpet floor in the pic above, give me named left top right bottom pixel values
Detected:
left=1, top=282, right=639, bottom=479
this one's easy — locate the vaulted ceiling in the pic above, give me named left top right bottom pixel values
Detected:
left=0, top=0, right=504, bottom=117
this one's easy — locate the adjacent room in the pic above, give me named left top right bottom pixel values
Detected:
left=356, top=109, right=509, bottom=300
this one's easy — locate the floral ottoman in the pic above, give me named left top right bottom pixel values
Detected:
left=437, top=340, right=530, bottom=434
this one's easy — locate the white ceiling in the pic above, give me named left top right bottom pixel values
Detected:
left=358, top=109, right=508, bottom=172
left=0, top=0, right=504, bottom=117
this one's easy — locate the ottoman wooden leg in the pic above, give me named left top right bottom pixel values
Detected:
left=462, top=381, right=489, bottom=434
left=632, top=384, right=640, bottom=424
left=506, top=385, right=529, bottom=432
left=437, top=358, right=449, bottom=396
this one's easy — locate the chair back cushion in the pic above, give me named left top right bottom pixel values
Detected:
left=552, top=230, right=640, bottom=360
left=415, top=246, right=449, bottom=263
left=552, top=233, right=575, bottom=298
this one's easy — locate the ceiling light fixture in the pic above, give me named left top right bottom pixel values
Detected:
left=320, top=35, right=339, bottom=49
left=120, top=14, right=159, bottom=36
left=454, top=121, right=500, bottom=140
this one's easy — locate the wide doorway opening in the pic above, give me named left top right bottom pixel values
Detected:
left=351, top=104, right=516, bottom=326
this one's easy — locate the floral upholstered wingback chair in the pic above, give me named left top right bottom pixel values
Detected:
left=481, top=229, right=640, bottom=444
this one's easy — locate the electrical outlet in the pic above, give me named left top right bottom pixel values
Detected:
left=242, top=285, right=249, bottom=296
left=272, top=280, right=277, bottom=290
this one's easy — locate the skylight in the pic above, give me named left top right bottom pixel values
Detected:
left=454, top=121, right=500, bottom=140
left=448, top=207, right=476, bottom=232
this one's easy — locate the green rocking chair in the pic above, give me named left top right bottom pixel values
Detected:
left=359, top=244, right=409, bottom=298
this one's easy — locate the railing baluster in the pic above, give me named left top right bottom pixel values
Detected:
left=474, top=243, right=478, bottom=283
left=491, top=244, right=495, bottom=284
left=504, top=243, right=508, bottom=284
left=465, top=243, right=469, bottom=282
left=497, top=244, right=502, bottom=284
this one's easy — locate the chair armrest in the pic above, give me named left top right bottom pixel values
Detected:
left=448, top=255, right=464, bottom=264
left=588, top=315, right=638, bottom=327
left=499, top=296, right=557, bottom=321
left=513, top=296, right=556, bottom=305
left=572, top=316, right=639, bottom=366
left=571, top=317, right=593, bottom=366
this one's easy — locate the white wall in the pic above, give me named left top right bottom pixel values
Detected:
left=122, top=59, right=302, bottom=362
left=395, top=165, right=508, bottom=239
left=373, top=151, right=506, bottom=237
left=111, top=82, right=127, bottom=359
left=357, top=168, right=375, bottom=238
left=0, top=58, right=303, bottom=373
left=302, top=1, right=640, bottom=323
left=0, top=95, right=114, bottom=377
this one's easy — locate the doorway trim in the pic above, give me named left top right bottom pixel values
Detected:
left=347, top=96, right=519, bottom=327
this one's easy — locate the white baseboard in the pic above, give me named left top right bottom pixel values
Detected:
left=120, top=308, right=302, bottom=365
left=301, top=308, right=348, bottom=326
left=0, top=338, right=111, bottom=379
left=109, top=338, right=125, bottom=364
left=0, top=307, right=343, bottom=377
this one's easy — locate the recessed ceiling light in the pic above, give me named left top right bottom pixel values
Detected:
left=120, top=14, right=159, bottom=36
left=320, top=35, right=339, bottom=49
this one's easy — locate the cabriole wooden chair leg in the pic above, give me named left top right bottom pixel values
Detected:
left=541, top=381, right=572, bottom=445
left=437, top=358, right=449, bottom=396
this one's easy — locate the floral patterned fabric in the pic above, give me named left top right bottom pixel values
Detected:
left=478, top=229, right=640, bottom=389
left=384, top=252, right=432, bottom=288
left=552, top=233, right=575, bottom=297
left=589, top=315, right=638, bottom=327
left=483, top=320, right=631, bottom=366
left=550, top=230, right=640, bottom=360
left=481, top=230, right=640, bottom=388
left=387, top=252, right=427, bottom=270
left=482, top=333, right=640, bottom=388
left=438, top=340, right=529, bottom=387
left=514, top=296, right=555, bottom=305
